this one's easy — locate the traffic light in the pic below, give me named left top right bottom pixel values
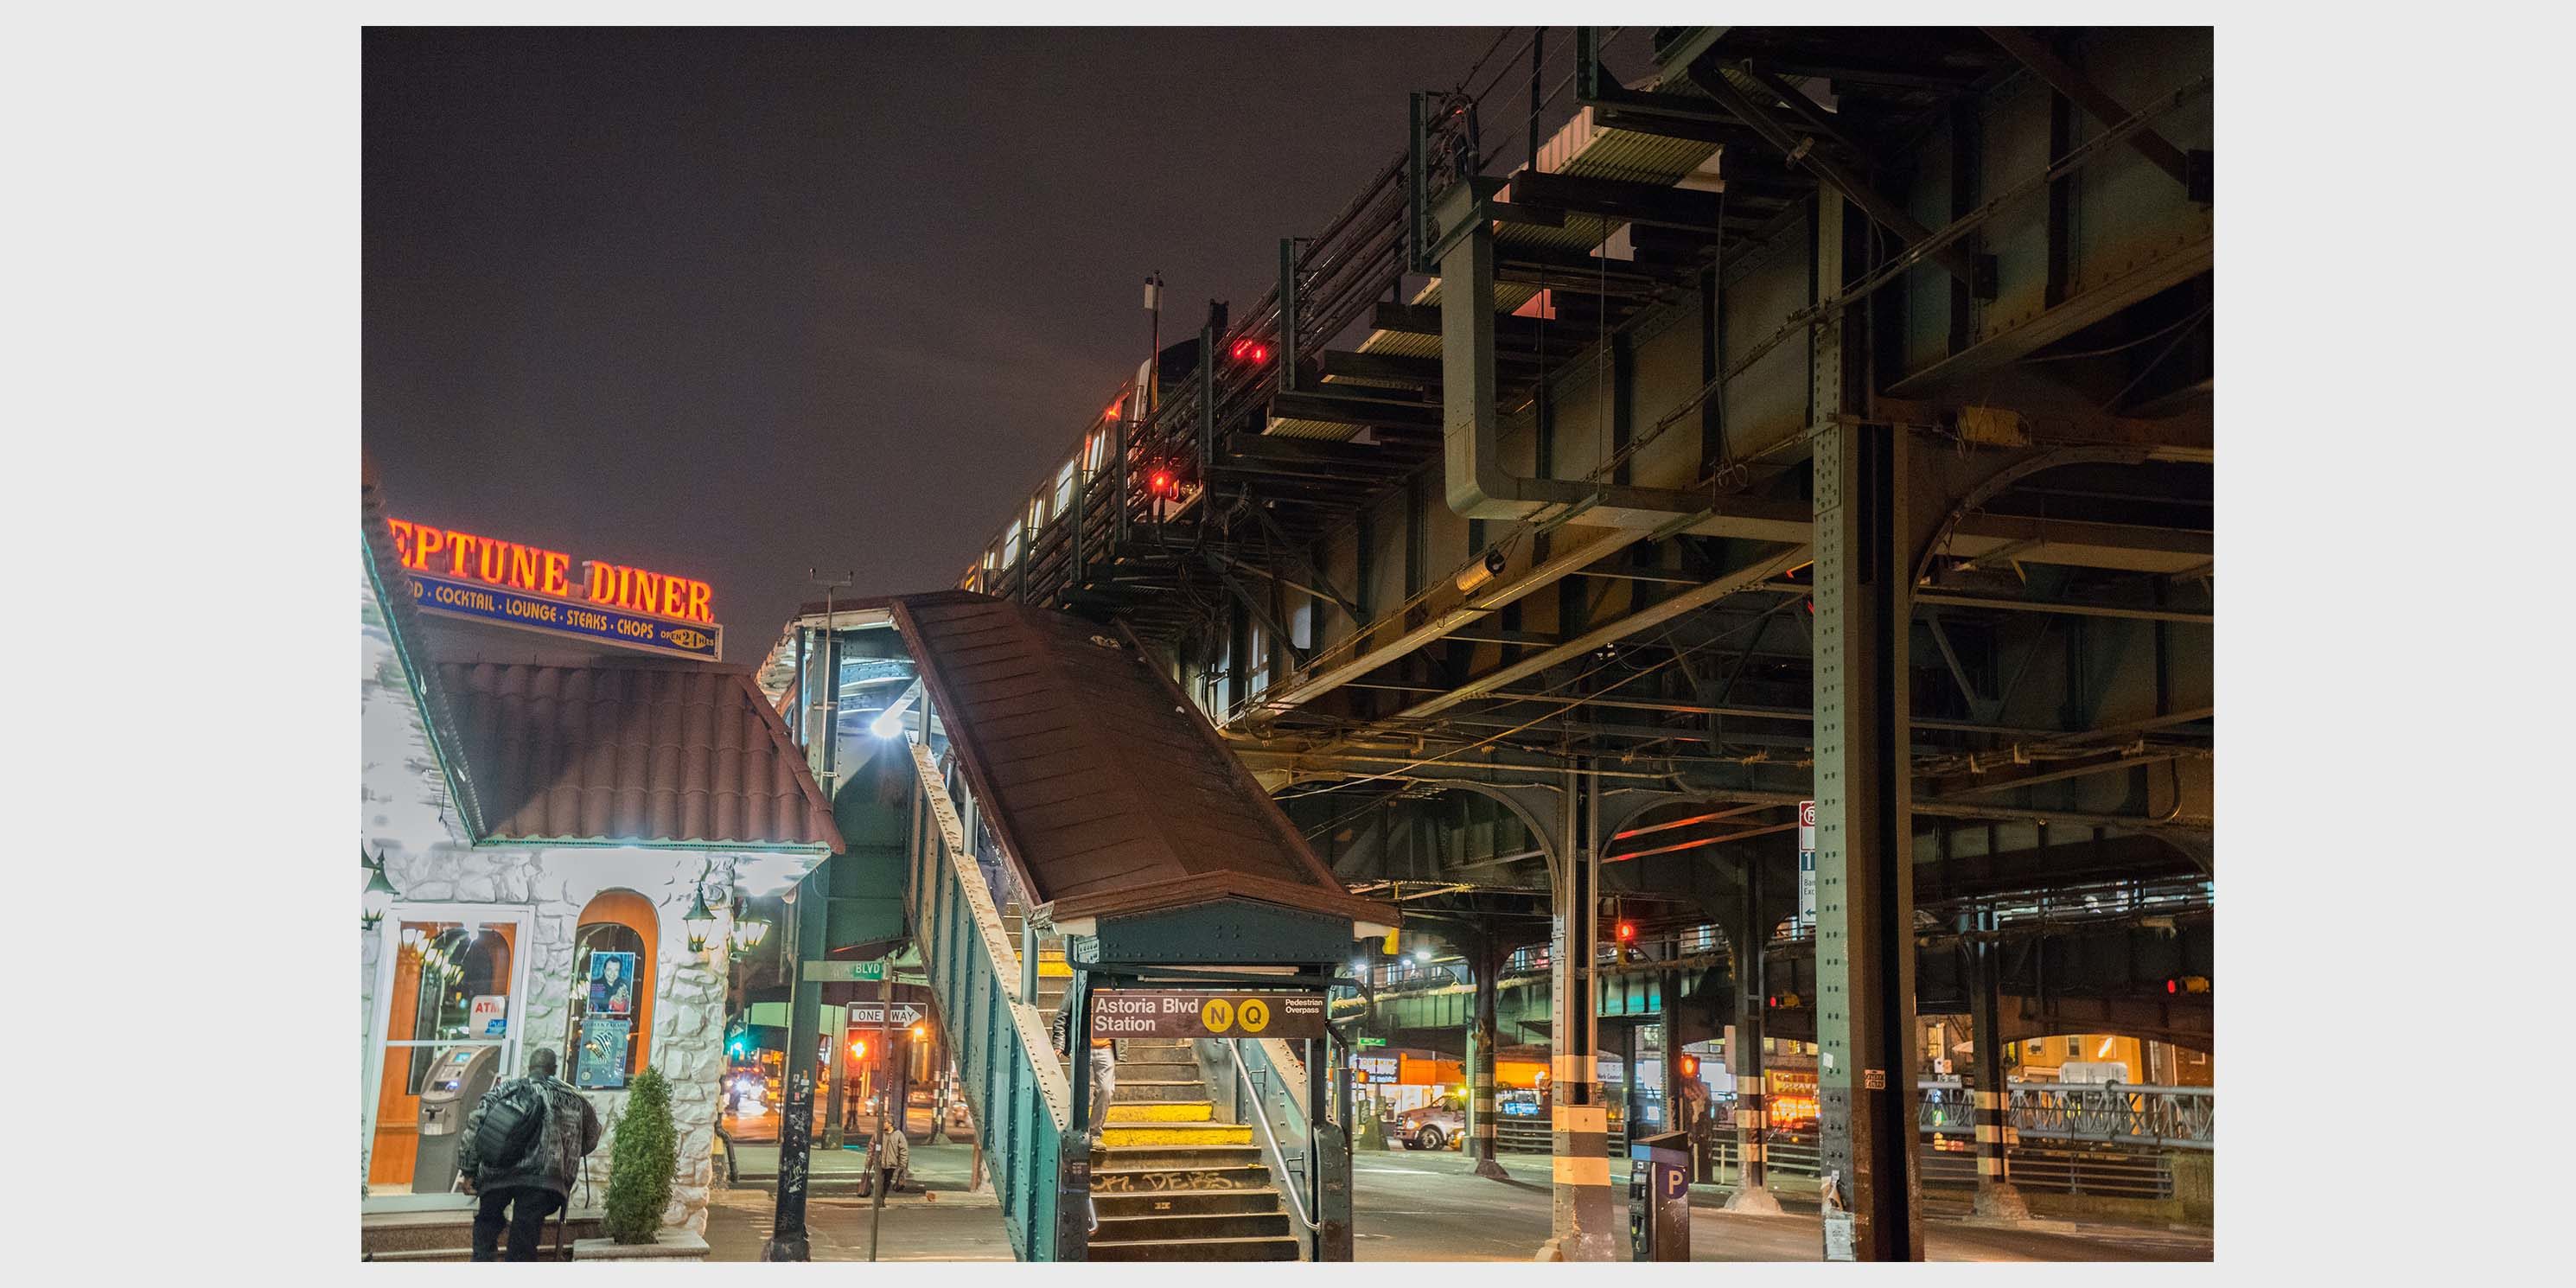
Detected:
left=910, top=1023, right=927, bottom=1040
left=1677, top=1053, right=1699, bottom=1079
left=1616, top=921, right=1636, bottom=944
left=2165, top=975, right=2210, bottom=995
left=849, top=1037, right=868, bottom=1060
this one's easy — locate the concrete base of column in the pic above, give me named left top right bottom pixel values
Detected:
left=1532, top=1231, right=1617, bottom=1262
left=1472, top=1156, right=1510, bottom=1180
left=1724, top=1183, right=1783, bottom=1215
left=1972, top=1181, right=2033, bottom=1221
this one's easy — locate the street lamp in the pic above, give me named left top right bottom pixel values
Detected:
left=360, top=847, right=396, bottom=930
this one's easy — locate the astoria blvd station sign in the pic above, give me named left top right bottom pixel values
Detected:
left=1090, top=990, right=1326, bottom=1040
left=387, top=518, right=725, bottom=661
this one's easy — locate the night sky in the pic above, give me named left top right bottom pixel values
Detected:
left=365, top=26, right=1502, bottom=661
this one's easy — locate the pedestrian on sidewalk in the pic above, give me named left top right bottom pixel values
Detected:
left=459, top=1048, right=603, bottom=1262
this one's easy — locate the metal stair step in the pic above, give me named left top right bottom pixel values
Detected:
left=1091, top=1209, right=1292, bottom=1242
left=1093, top=1188, right=1285, bottom=1218
left=1105, top=1100, right=1214, bottom=1123
left=1109, top=1080, right=1208, bottom=1103
left=1086, top=1234, right=1301, bottom=1262
left=1101, top=1120, right=1253, bottom=1146
left=1095, top=1143, right=1266, bottom=1170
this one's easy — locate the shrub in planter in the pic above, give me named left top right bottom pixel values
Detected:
left=604, top=1067, right=678, bottom=1243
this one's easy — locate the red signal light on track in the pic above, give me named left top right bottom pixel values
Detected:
left=1230, top=338, right=1269, bottom=364
left=1148, top=467, right=1176, bottom=496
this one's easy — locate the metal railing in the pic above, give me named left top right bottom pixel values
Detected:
left=1227, top=1039, right=1318, bottom=1240
left=903, top=741, right=1075, bottom=1260
left=1916, top=1078, right=2213, bottom=1149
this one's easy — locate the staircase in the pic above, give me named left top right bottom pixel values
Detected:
left=914, top=736, right=1304, bottom=1263
left=998, top=903, right=1301, bottom=1263
left=1079, top=1036, right=1298, bottom=1260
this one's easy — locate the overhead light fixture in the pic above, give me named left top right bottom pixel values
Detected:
left=1453, top=548, right=1507, bottom=595
left=873, top=682, right=920, bottom=739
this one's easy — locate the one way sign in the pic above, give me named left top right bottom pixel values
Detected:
left=846, top=1004, right=923, bottom=1027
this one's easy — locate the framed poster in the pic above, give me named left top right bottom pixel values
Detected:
left=577, top=1017, right=633, bottom=1089
left=587, top=951, right=638, bottom=1020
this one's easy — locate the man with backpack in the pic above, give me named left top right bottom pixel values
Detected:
left=458, top=1048, right=603, bottom=1261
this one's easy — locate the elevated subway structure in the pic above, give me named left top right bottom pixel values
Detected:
left=945, top=24, right=2213, bottom=1260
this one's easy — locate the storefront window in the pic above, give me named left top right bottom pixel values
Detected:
left=367, top=915, right=522, bottom=1200
left=566, top=890, right=656, bottom=1089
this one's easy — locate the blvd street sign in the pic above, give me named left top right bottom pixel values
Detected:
left=846, top=1003, right=922, bottom=1027
left=1355, top=1036, right=1387, bottom=1048
left=804, top=959, right=887, bottom=983
left=1091, top=990, right=1327, bottom=1040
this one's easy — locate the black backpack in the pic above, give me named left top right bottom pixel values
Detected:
left=475, top=1078, right=551, bottom=1172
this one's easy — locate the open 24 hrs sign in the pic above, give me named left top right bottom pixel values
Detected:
left=1090, top=990, right=1326, bottom=1040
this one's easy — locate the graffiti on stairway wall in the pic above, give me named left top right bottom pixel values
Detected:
left=1092, top=1168, right=1243, bottom=1193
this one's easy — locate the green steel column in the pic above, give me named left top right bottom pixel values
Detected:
left=1808, top=190, right=1924, bottom=1262
left=1967, top=914, right=2031, bottom=1219
left=1726, top=858, right=1780, bottom=1213
left=762, top=862, right=832, bottom=1261
left=1468, top=934, right=1507, bottom=1179
left=1543, top=764, right=1614, bottom=1260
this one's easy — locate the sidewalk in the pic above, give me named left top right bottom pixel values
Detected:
left=723, top=1138, right=995, bottom=1205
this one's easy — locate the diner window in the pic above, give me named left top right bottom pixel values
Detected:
left=565, top=889, right=656, bottom=1090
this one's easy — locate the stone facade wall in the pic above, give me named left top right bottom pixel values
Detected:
left=379, top=842, right=736, bottom=1234
left=362, top=557, right=745, bottom=1234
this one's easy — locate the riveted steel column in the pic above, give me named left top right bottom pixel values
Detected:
left=762, top=864, right=832, bottom=1261
left=1469, top=934, right=1508, bottom=1179
left=1726, top=858, right=1780, bottom=1213
left=1967, top=915, right=2031, bottom=1218
left=1810, top=189, right=1923, bottom=1261
left=1544, top=762, right=1614, bottom=1259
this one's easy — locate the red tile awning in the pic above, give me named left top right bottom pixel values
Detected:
left=435, top=659, right=843, bottom=852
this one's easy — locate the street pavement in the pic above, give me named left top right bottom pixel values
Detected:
left=1351, top=1151, right=2213, bottom=1262
left=701, top=1143, right=2210, bottom=1262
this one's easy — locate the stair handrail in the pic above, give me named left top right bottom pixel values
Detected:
left=906, top=740, right=1075, bottom=1259
left=1227, top=1038, right=1318, bottom=1235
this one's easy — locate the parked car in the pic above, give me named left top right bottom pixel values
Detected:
left=1395, top=1093, right=1467, bottom=1151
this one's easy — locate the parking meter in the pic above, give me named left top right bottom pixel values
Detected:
left=1628, top=1129, right=1691, bottom=1261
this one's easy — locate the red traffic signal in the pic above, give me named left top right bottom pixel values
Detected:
left=1616, top=921, right=1636, bottom=943
left=1147, top=466, right=1178, bottom=497
left=1228, top=337, right=1270, bottom=365
left=1677, top=1054, right=1699, bottom=1079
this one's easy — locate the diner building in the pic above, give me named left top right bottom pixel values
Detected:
left=358, top=481, right=841, bottom=1236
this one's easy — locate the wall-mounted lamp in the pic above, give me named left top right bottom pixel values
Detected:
left=360, top=846, right=396, bottom=930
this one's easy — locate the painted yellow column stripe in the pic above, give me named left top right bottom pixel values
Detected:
left=1553, top=1154, right=1612, bottom=1185
left=1553, top=1106, right=1608, bottom=1132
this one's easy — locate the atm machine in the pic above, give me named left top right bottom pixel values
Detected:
left=412, top=1044, right=503, bottom=1194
